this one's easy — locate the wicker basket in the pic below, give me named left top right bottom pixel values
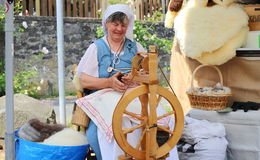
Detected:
left=187, top=64, right=232, bottom=110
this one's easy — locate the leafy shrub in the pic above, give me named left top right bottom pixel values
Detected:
left=0, top=4, right=5, bottom=33
left=0, top=58, right=40, bottom=98
left=0, top=60, right=5, bottom=96
left=0, top=0, right=23, bottom=33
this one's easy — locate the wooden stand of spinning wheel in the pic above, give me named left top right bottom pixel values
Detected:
left=112, top=46, right=184, bottom=160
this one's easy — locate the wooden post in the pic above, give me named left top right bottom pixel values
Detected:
left=73, top=0, right=77, bottom=17
left=100, top=0, right=107, bottom=13
left=149, top=0, right=153, bottom=18
left=79, top=0, right=83, bottom=17
left=140, top=0, right=144, bottom=20
left=144, top=0, right=148, bottom=19
left=41, top=0, right=47, bottom=16
left=48, top=0, right=53, bottom=16
left=135, top=0, right=141, bottom=21
left=29, top=0, right=33, bottom=15
left=22, top=0, right=27, bottom=15
left=66, top=0, right=71, bottom=17
left=84, top=0, right=89, bottom=17
left=36, top=0, right=40, bottom=16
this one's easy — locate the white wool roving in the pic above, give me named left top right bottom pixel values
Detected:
left=196, top=26, right=249, bottom=65
left=174, top=1, right=248, bottom=58
left=43, top=128, right=88, bottom=146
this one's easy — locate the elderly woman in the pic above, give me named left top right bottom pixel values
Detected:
left=77, top=4, right=145, bottom=160
left=77, top=4, right=179, bottom=160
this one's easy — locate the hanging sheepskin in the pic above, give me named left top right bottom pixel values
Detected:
left=165, top=0, right=249, bottom=65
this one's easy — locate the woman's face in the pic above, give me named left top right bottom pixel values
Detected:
left=106, top=19, right=129, bottom=42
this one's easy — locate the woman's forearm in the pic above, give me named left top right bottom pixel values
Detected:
left=79, top=73, right=110, bottom=90
left=79, top=72, right=128, bottom=92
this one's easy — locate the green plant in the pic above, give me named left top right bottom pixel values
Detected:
left=96, top=25, right=104, bottom=38
left=13, top=68, right=39, bottom=96
left=0, top=55, right=41, bottom=98
left=0, top=0, right=23, bottom=33
left=0, top=4, right=5, bottom=33
left=144, top=8, right=164, bottom=22
left=0, top=60, right=5, bottom=96
left=133, top=21, right=172, bottom=54
left=14, top=1, right=23, bottom=15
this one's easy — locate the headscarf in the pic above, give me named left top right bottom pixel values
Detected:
left=102, top=4, right=135, bottom=41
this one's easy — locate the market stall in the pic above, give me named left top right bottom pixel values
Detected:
left=165, top=0, right=260, bottom=159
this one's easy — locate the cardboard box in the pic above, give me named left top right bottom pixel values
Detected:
left=244, top=5, right=260, bottom=31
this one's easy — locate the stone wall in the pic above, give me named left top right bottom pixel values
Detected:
left=0, top=16, right=174, bottom=95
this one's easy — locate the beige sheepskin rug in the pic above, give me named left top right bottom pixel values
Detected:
left=166, top=0, right=249, bottom=65
left=196, top=26, right=248, bottom=65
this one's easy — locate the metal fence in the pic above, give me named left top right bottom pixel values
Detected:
left=17, top=0, right=170, bottom=20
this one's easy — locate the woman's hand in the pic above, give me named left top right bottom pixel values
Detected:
left=108, top=72, right=128, bottom=92
left=120, top=74, right=132, bottom=85
left=121, top=73, right=140, bottom=88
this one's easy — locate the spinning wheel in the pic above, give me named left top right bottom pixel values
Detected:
left=112, top=46, right=184, bottom=160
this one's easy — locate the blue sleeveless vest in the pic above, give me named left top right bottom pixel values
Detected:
left=93, top=38, right=137, bottom=78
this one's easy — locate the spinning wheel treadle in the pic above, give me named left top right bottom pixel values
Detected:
left=112, top=46, right=184, bottom=160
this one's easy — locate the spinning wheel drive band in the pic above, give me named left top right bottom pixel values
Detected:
left=112, top=85, right=184, bottom=160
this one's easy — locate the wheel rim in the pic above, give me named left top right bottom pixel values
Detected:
left=112, top=85, right=184, bottom=159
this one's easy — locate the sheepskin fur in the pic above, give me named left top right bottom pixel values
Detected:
left=213, top=0, right=235, bottom=6
left=164, top=10, right=178, bottom=28
left=196, top=26, right=249, bottom=65
left=173, top=0, right=248, bottom=61
left=18, top=118, right=66, bottom=142
left=164, top=0, right=188, bottom=28
left=43, top=128, right=87, bottom=146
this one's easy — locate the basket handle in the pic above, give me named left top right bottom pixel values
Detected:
left=191, top=64, right=223, bottom=91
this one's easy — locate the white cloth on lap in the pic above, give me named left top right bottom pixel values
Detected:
left=76, top=88, right=172, bottom=142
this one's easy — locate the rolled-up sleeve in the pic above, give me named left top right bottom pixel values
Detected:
left=77, top=43, right=99, bottom=78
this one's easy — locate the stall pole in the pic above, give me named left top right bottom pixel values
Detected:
left=4, top=0, right=15, bottom=159
left=56, top=0, right=66, bottom=124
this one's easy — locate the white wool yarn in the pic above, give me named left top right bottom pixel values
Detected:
left=43, top=128, right=88, bottom=146
left=187, top=83, right=231, bottom=95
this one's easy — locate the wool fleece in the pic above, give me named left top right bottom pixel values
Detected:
left=196, top=26, right=248, bottom=65
left=172, top=0, right=249, bottom=65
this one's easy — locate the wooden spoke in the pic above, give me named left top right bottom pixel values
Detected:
left=157, top=125, right=174, bottom=135
left=123, top=123, right=145, bottom=134
left=157, top=111, right=175, bottom=120
left=123, top=110, right=144, bottom=121
left=135, top=129, right=146, bottom=150
left=156, top=95, right=162, bottom=107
